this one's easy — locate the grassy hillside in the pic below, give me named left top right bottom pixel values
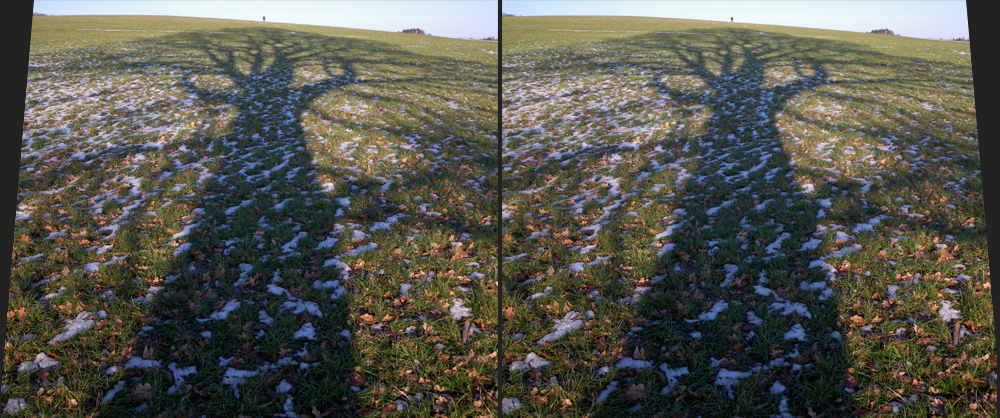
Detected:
left=29, top=15, right=496, bottom=60
left=9, top=16, right=497, bottom=417
left=502, top=16, right=990, bottom=418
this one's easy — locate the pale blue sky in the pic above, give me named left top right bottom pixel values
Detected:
left=502, top=1, right=969, bottom=40
left=33, top=1, right=499, bottom=39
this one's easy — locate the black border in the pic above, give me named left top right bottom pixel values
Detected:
left=965, top=0, right=998, bottom=361
left=2, top=1, right=34, bottom=352
left=496, top=6, right=505, bottom=418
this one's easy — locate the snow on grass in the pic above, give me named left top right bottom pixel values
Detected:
left=510, top=352, right=553, bottom=372
left=221, top=368, right=259, bottom=399
left=799, top=238, right=822, bottom=251
left=938, top=300, right=962, bottom=323
left=17, top=353, right=61, bottom=373
left=47, top=312, right=96, bottom=345
left=764, top=232, right=791, bottom=256
left=4, top=398, right=28, bottom=415
left=196, top=299, right=242, bottom=322
left=281, top=299, right=323, bottom=317
left=852, top=215, right=888, bottom=233
left=782, top=323, right=808, bottom=341
left=715, top=368, right=752, bottom=400
left=769, top=300, right=813, bottom=319
left=315, top=236, right=338, bottom=250
left=537, top=311, right=584, bottom=345
left=595, top=380, right=619, bottom=404
left=706, top=199, right=735, bottom=216
left=123, top=357, right=162, bottom=369
left=275, top=396, right=299, bottom=418
left=695, top=301, right=729, bottom=321
left=167, top=363, right=197, bottom=394
left=276, top=379, right=293, bottom=393
left=449, top=298, right=473, bottom=321
left=828, top=243, right=862, bottom=258
left=293, top=322, right=316, bottom=340
left=719, top=264, right=740, bottom=287
left=615, top=357, right=653, bottom=369
left=370, top=213, right=407, bottom=231
left=173, top=242, right=194, bottom=258
left=280, top=232, right=309, bottom=254
left=502, top=398, right=523, bottom=413
left=659, top=364, right=690, bottom=395
left=101, top=380, right=127, bottom=403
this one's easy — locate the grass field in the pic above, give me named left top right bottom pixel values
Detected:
left=501, top=16, right=993, bottom=417
left=8, top=16, right=497, bottom=417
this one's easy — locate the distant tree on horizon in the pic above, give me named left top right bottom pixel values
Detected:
left=868, top=28, right=897, bottom=36
left=33, top=12, right=49, bottom=16
left=401, top=28, right=427, bottom=35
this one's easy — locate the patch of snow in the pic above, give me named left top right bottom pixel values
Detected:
left=510, top=352, right=552, bottom=372
left=48, top=311, right=95, bottom=345
left=17, top=352, right=61, bottom=373
left=450, top=298, right=473, bottom=321
left=595, top=381, right=619, bottom=403
left=294, top=322, right=316, bottom=340
left=715, top=369, right=752, bottom=399
left=783, top=323, right=807, bottom=341
left=538, top=312, right=584, bottom=344
left=938, top=300, right=962, bottom=322
left=502, top=398, right=523, bottom=413
left=101, top=380, right=127, bottom=403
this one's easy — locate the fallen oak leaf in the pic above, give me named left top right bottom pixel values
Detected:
left=312, top=406, right=331, bottom=418
left=131, top=383, right=152, bottom=400
left=433, top=395, right=451, bottom=413
left=624, top=383, right=645, bottom=402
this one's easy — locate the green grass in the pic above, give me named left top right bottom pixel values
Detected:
left=501, top=15, right=992, bottom=417
left=9, top=15, right=497, bottom=417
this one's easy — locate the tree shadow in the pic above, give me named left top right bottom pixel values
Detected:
left=502, top=28, right=982, bottom=416
left=18, top=27, right=496, bottom=416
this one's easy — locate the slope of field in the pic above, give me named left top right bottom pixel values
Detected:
left=502, top=16, right=992, bottom=417
left=8, top=16, right=497, bottom=417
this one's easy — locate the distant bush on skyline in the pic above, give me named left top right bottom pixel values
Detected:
left=401, top=28, right=427, bottom=35
left=868, top=28, right=897, bottom=36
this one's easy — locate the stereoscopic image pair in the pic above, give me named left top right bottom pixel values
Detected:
left=7, top=9, right=993, bottom=418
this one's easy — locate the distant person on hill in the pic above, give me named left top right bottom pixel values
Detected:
left=263, top=16, right=266, bottom=22
left=731, top=17, right=733, bottom=23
